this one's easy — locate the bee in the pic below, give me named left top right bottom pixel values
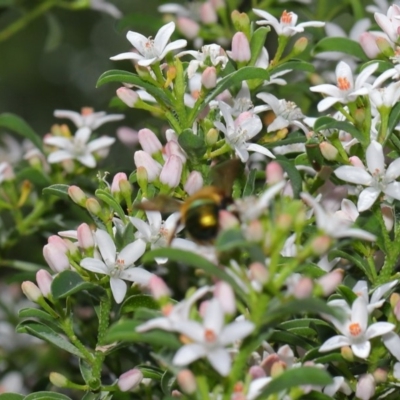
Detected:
left=134, top=159, right=242, bottom=243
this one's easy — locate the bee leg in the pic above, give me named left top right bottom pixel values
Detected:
left=167, top=216, right=182, bottom=246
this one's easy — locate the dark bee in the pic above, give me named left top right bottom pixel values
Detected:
left=134, top=159, right=241, bottom=243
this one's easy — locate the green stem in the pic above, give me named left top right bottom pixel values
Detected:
left=0, top=0, right=57, bottom=42
left=204, top=143, right=231, bottom=159
left=377, top=107, right=390, bottom=144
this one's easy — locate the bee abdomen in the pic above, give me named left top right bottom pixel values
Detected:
left=185, top=200, right=220, bottom=241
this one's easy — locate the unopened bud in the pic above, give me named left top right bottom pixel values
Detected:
left=111, top=172, right=128, bottom=194
left=249, top=366, right=266, bottom=380
left=270, top=360, right=286, bottom=377
left=43, top=243, right=70, bottom=273
left=177, top=17, right=200, bottom=40
left=164, top=140, right=186, bottom=163
left=230, top=32, right=251, bottom=62
left=36, top=269, right=53, bottom=298
left=159, top=155, right=183, bottom=189
left=360, top=32, right=381, bottom=58
left=138, top=128, right=163, bottom=155
left=381, top=204, right=394, bottom=231
left=116, top=87, right=139, bottom=108
left=210, top=0, right=224, bottom=10
left=246, top=220, right=264, bottom=242
left=118, top=368, right=143, bottom=392
left=376, top=36, right=394, bottom=57
left=231, top=10, right=250, bottom=34
left=354, top=107, right=366, bottom=125
left=266, top=161, right=284, bottom=185
left=311, top=235, right=332, bottom=255
left=200, top=1, right=217, bottom=24
left=134, top=151, right=162, bottom=182
left=149, top=275, right=172, bottom=300
left=292, top=37, right=308, bottom=55
left=86, top=198, right=102, bottom=216
left=356, top=374, right=376, bottom=400
left=373, top=368, right=387, bottom=383
left=117, top=127, right=139, bottom=147
left=319, top=142, right=338, bottom=161
left=68, top=185, right=87, bottom=206
left=293, top=277, right=313, bottom=299
left=214, top=282, right=236, bottom=314
left=206, top=128, right=219, bottom=146
left=77, top=223, right=95, bottom=250
left=249, top=262, right=269, bottom=285
left=341, top=346, right=354, bottom=362
left=177, top=369, right=197, bottom=394
left=392, top=293, right=400, bottom=321
left=184, top=171, right=203, bottom=195
left=49, top=372, right=69, bottom=388
left=318, top=269, right=344, bottom=296
left=201, top=66, right=217, bottom=89
left=21, top=281, right=42, bottom=303
left=349, top=156, right=365, bottom=168
left=136, top=166, right=148, bottom=188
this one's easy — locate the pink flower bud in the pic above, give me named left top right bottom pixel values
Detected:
left=360, top=32, right=381, bottom=59
left=311, top=235, right=332, bottom=255
left=177, top=17, right=200, bottom=40
left=201, top=66, right=217, bottom=89
left=200, top=1, right=217, bottom=24
left=381, top=204, right=394, bottom=231
left=36, top=269, right=53, bottom=298
left=349, top=156, right=365, bottom=168
left=48, top=235, right=69, bottom=253
left=184, top=171, right=203, bottom=195
left=249, top=262, right=269, bottom=285
left=210, top=0, right=224, bottom=10
left=116, top=87, right=139, bottom=107
left=319, top=142, right=338, bottom=161
left=149, top=275, right=171, bottom=299
left=214, top=282, right=236, bottom=314
left=111, top=172, right=128, bottom=194
left=230, top=32, right=251, bottom=62
left=177, top=369, right=197, bottom=394
left=21, top=281, right=42, bottom=302
left=134, top=151, right=162, bottom=182
left=0, top=162, right=14, bottom=182
left=159, top=155, right=183, bottom=188
left=86, top=198, right=102, bottom=216
left=138, top=128, right=163, bottom=155
left=117, top=368, right=143, bottom=392
left=219, top=210, right=240, bottom=230
left=165, top=129, right=178, bottom=142
left=373, top=368, right=387, bottom=383
left=249, top=366, right=266, bottom=380
left=293, top=277, right=313, bottom=299
left=318, top=269, right=344, bottom=296
left=43, top=243, right=70, bottom=273
left=117, top=127, right=139, bottom=147
left=266, top=161, right=284, bottom=185
left=356, top=374, right=375, bottom=400
left=164, top=140, right=186, bottom=163
left=245, top=220, right=264, bottom=241
left=77, top=223, right=95, bottom=249
left=68, top=185, right=87, bottom=206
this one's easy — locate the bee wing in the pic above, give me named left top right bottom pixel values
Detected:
left=134, top=195, right=182, bottom=213
left=210, top=159, right=243, bottom=197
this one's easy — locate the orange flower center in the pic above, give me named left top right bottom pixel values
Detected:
left=81, top=107, right=94, bottom=116
left=349, top=322, right=362, bottom=336
left=337, top=77, right=351, bottom=90
left=204, top=328, right=217, bottom=342
left=281, top=10, right=292, bottom=24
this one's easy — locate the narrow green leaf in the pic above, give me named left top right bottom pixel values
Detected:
left=0, top=394, right=24, bottom=400
left=161, top=371, right=175, bottom=395
left=95, top=189, right=127, bottom=222
left=270, top=59, right=315, bottom=75
left=16, top=321, right=85, bottom=358
left=178, top=129, right=206, bottom=159
left=269, top=330, right=314, bottom=350
left=137, top=365, right=164, bottom=380
left=313, top=37, right=368, bottom=61
left=80, top=359, right=93, bottom=385
left=51, top=270, right=103, bottom=299
left=120, top=294, right=159, bottom=314
left=243, top=168, right=257, bottom=197
left=143, top=248, right=246, bottom=299
left=44, top=13, right=63, bottom=52
left=259, top=367, right=332, bottom=397
left=42, top=184, right=70, bottom=200
left=274, top=155, right=302, bottom=198
left=388, top=101, right=400, bottom=136
left=24, top=392, right=73, bottom=400
left=17, top=168, right=50, bottom=187
left=18, top=308, right=55, bottom=323
left=249, top=26, right=270, bottom=65
left=4, top=260, right=43, bottom=272
left=215, top=229, right=248, bottom=252
left=0, top=113, right=43, bottom=152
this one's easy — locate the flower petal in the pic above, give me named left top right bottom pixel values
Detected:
left=129, top=217, right=152, bottom=240
left=366, top=140, right=385, bottom=175
left=110, top=277, right=127, bottom=304
left=126, top=31, right=149, bottom=55
left=319, top=335, right=350, bottom=352
left=365, top=322, right=395, bottom=339
left=384, top=181, right=400, bottom=200
left=207, top=348, right=231, bottom=376
left=95, top=230, right=116, bottom=263
left=351, top=340, right=371, bottom=359
left=334, top=166, right=372, bottom=185
left=154, top=22, right=175, bottom=54
left=204, top=299, right=224, bottom=334
left=80, top=258, right=108, bottom=274
left=119, top=266, right=152, bottom=285
left=173, top=343, right=207, bottom=366
left=357, top=187, right=381, bottom=212
left=246, top=143, right=275, bottom=159
left=382, top=331, right=400, bottom=360
left=119, top=239, right=146, bottom=265
left=219, top=320, right=254, bottom=345
left=386, top=158, right=400, bottom=180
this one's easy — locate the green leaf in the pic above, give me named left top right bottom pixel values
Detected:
left=243, top=168, right=257, bottom=197
left=299, top=392, right=336, bottom=400
left=121, top=294, right=159, bottom=314
left=0, top=113, right=43, bottom=152
left=249, top=27, right=270, bottom=66
left=95, top=189, right=127, bottom=222
left=3, top=260, right=43, bottom=272
left=44, top=13, right=63, bottom=52
left=178, top=129, right=206, bottom=159
left=259, top=367, right=332, bottom=398
left=137, top=365, right=164, bottom=380
left=270, top=59, right=315, bottom=75
left=274, top=155, right=302, bottom=198
left=24, top=392, right=73, bottom=400
left=17, top=321, right=85, bottom=358
left=0, top=394, right=24, bottom=400
left=42, top=184, right=70, bottom=200
left=336, top=284, right=357, bottom=305
left=17, top=168, right=50, bottom=187
left=96, top=70, right=172, bottom=107
left=388, top=101, right=400, bottom=136
left=80, top=359, right=93, bottom=385
left=143, top=248, right=246, bottom=299
left=18, top=308, right=55, bottom=323
left=105, top=320, right=181, bottom=348
left=215, top=229, right=248, bottom=252
left=51, top=270, right=103, bottom=299
left=313, top=37, right=368, bottom=61
left=161, top=371, right=175, bottom=395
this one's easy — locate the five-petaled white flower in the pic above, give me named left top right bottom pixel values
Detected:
left=44, top=127, right=115, bottom=168
left=310, top=61, right=378, bottom=112
left=110, top=22, right=187, bottom=67
left=320, top=296, right=395, bottom=359
left=334, top=140, right=400, bottom=212
left=172, top=298, right=255, bottom=376
left=81, top=230, right=151, bottom=304
left=253, top=8, right=325, bottom=36
left=54, top=108, right=124, bottom=130
left=214, top=101, right=275, bottom=162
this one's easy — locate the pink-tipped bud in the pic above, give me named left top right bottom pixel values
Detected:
left=376, top=36, right=394, bottom=57
left=293, top=37, right=308, bottom=55
left=311, top=235, right=332, bottom=255
left=318, top=269, right=344, bottom=296
left=201, top=66, right=217, bottom=89
left=249, top=262, right=269, bottom=285
left=36, top=269, right=53, bottom=298
left=206, top=128, right=219, bottom=146
left=48, top=235, right=69, bottom=253
left=138, top=128, right=163, bottom=155
left=134, top=151, right=162, bottom=182
left=356, top=374, right=376, bottom=400
left=111, top=172, right=128, bottom=194
left=230, top=32, right=251, bottom=62
left=77, top=223, right=95, bottom=250
left=214, top=282, right=236, bottom=314
left=177, top=17, right=200, bottom=40
left=166, top=129, right=178, bottom=142
left=43, top=243, right=70, bottom=273
left=149, top=275, right=172, bottom=300
left=293, top=277, right=313, bottom=299
left=270, top=360, right=286, bottom=377
left=164, top=140, right=187, bottom=163
left=360, top=32, right=381, bottom=59
left=0, top=162, right=14, bottom=182
left=200, top=1, right=217, bottom=24
left=117, top=127, right=139, bottom=147
left=116, top=87, right=139, bottom=108
left=117, top=368, right=143, bottom=392
left=184, top=171, right=203, bottom=195
left=349, top=156, right=365, bottom=168
left=266, top=161, right=284, bottom=185
left=373, top=368, right=387, bottom=383
left=381, top=204, right=394, bottom=231
left=177, top=369, right=197, bottom=394
left=198, top=300, right=210, bottom=318
left=249, top=366, right=266, bottom=380
left=159, top=155, right=183, bottom=188
left=210, top=0, right=224, bottom=10
left=68, top=185, right=87, bottom=206
left=245, top=220, right=264, bottom=242
left=219, top=210, right=240, bottom=231
left=21, top=281, right=42, bottom=303
left=86, top=198, right=102, bottom=216
left=319, top=142, right=338, bottom=161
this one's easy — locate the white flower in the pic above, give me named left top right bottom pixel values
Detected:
left=44, top=127, right=115, bottom=168
left=172, top=298, right=254, bottom=376
left=110, top=22, right=187, bottom=67
left=334, top=140, right=400, bottom=212
left=374, top=5, right=400, bottom=44
left=369, top=81, right=400, bottom=110
left=300, top=193, right=376, bottom=241
left=81, top=230, right=150, bottom=304
left=334, top=198, right=359, bottom=222
left=54, top=108, right=124, bottom=130
left=214, top=101, right=275, bottom=162
left=253, top=8, right=325, bottom=36
left=0, top=161, right=14, bottom=183
left=320, top=296, right=395, bottom=359
left=382, top=331, right=400, bottom=362
left=256, top=93, right=307, bottom=133
left=310, top=61, right=378, bottom=112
